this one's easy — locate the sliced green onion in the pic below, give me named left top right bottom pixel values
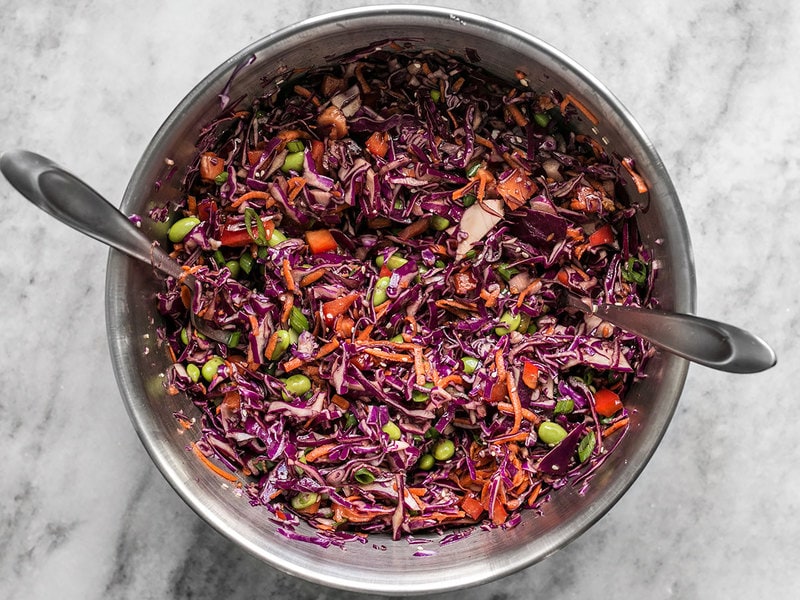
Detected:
left=621, top=257, right=648, bottom=285
left=354, top=468, right=375, bottom=485
left=214, top=171, right=229, bottom=185
left=226, top=330, right=241, bottom=348
left=496, top=263, right=519, bottom=282
left=461, top=356, right=480, bottom=375
left=466, top=162, right=481, bottom=177
left=291, top=491, right=319, bottom=510
left=495, top=311, right=522, bottom=335
left=239, top=253, right=255, bottom=275
left=267, top=228, right=287, bottom=247
left=578, top=431, right=596, bottom=463
left=244, top=207, right=268, bottom=245
left=533, top=112, right=551, bottom=127
left=554, top=399, right=574, bottom=415
left=462, top=193, right=477, bottom=207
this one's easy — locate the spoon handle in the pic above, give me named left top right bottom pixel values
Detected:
left=0, top=149, right=183, bottom=280
left=593, top=301, right=776, bottom=374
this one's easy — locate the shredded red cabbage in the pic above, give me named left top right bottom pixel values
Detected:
left=156, top=45, right=654, bottom=542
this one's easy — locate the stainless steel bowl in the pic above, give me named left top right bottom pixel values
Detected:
left=106, top=5, right=695, bottom=595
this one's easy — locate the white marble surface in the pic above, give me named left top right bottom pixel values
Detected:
left=1, top=1, right=797, bottom=598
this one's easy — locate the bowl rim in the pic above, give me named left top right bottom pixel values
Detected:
left=106, top=4, right=696, bottom=594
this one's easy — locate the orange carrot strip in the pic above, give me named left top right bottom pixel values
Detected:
left=363, top=348, right=413, bottom=363
left=602, top=417, right=630, bottom=438
left=282, top=356, right=305, bottom=373
left=331, top=394, right=350, bottom=410
left=186, top=195, right=197, bottom=215
left=230, top=190, right=274, bottom=209
left=488, top=431, right=530, bottom=444
left=460, top=495, right=485, bottom=521
left=507, top=102, right=529, bottom=127
left=516, top=279, right=542, bottom=308
left=304, top=443, right=337, bottom=463
left=506, top=374, right=523, bottom=434
left=494, top=349, right=507, bottom=384
left=437, top=374, right=463, bottom=389
left=191, top=443, right=238, bottom=482
left=264, top=331, right=280, bottom=361
left=287, top=176, right=307, bottom=202
left=314, top=339, right=340, bottom=360
left=356, top=323, right=374, bottom=341
left=300, top=269, right=327, bottom=287
left=621, top=157, right=649, bottom=193
left=280, top=295, right=294, bottom=326
left=282, top=259, right=296, bottom=293
left=480, top=287, right=499, bottom=308
left=497, top=402, right=540, bottom=424
left=560, top=93, right=599, bottom=125
left=413, top=347, right=426, bottom=385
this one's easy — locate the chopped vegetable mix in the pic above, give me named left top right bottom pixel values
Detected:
left=156, top=45, right=653, bottom=542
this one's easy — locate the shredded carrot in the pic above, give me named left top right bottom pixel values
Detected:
left=407, top=487, right=427, bottom=497
left=436, top=374, right=463, bottom=389
left=488, top=431, right=530, bottom=444
left=497, top=402, right=540, bottom=424
left=186, top=195, right=197, bottom=215
left=621, top=157, right=649, bottom=193
left=413, top=346, right=427, bottom=385
left=516, top=278, right=542, bottom=308
left=180, top=284, right=192, bottom=309
left=230, top=189, right=274, bottom=209
left=191, top=443, right=238, bottom=482
left=356, top=323, right=374, bottom=341
left=282, top=258, right=296, bottom=293
left=435, top=299, right=478, bottom=313
left=494, top=349, right=507, bottom=384
left=300, top=269, right=327, bottom=287
left=280, top=294, right=294, bottom=326
left=451, top=179, right=477, bottom=201
left=602, top=417, right=630, bottom=438
left=304, top=443, right=337, bottom=463
left=506, top=102, right=529, bottom=127
left=480, top=287, right=499, bottom=308
left=264, top=331, right=280, bottom=361
left=354, top=340, right=420, bottom=351
left=362, top=348, right=413, bottom=363
left=314, top=339, right=340, bottom=360
left=287, top=176, right=307, bottom=202
left=282, top=356, right=305, bottom=373
left=331, top=394, right=350, bottom=410
left=506, top=374, right=523, bottom=434
left=276, top=129, right=309, bottom=142
left=560, top=93, right=599, bottom=125
left=475, top=134, right=494, bottom=149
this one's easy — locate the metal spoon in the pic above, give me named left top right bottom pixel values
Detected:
left=0, top=149, right=235, bottom=345
left=563, top=292, right=776, bottom=373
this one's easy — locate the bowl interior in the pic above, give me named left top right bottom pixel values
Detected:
left=106, top=6, right=694, bottom=595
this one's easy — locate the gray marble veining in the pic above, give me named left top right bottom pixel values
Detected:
left=1, top=1, right=798, bottom=599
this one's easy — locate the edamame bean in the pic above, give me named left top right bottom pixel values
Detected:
left=271, top=329, right=291, bottom=360
left=167, top=216, right=200, bottom=243
left=429, top=89, right=441, bottom=102
left=286, top=140, right=305, bottom=153
left=291, top=491, right=319, bottom=510
left=186, top=363, right=200, bottom=383
left=281, top=151, right=305, bottom=173
left=534, top=112, right=551, bottom=127
left=433, top=439, right=455, bottom=461
left=385, top=254, right=408, bottom=270
left=390, top=334, right=405, bottom=343
left=373, top=276, right=391, bottom=306
left=412, top=382, right=434, bottom=403
left=201, top=356, right=225, bottom=382
left=284, top=374, right=312, bottom=396
left=430, top=215, right=450, bottom=231
left=538, top=421, right=568, bottom=445
left=180, top=327, right=189, bottom=346
left=461, top=356, right=480, bottom=375
left=495, top=311, right=522, bottom=335
left=418, top=454, right=435, bottom=471
left=382, top=422, right=402, bottom=440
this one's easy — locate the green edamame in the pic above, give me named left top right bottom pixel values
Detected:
left=418, top=454, right=435, bottom=471
left=186, top=363, right=200, bottom=383
left=495, top=311, right=522, bottom=335
left=201, top=356, right=225, bottom=382
left=271, top=329, right=291, bottom=360
left=382, top=422, right=402, bottom=441
left=284, top=374, right=312, bottom=396
left=281, top=151, right=305, bottom=174
left=538, top=421, right=568, bottom=445
left=461, top=356, right=480, bottom=375
left=433, top=439, right=455, bottom=461
left=167, top=216, right=200, bottom=243
left=373, top=276, right=391, bottom=306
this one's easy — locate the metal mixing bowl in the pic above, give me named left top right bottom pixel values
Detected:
left=106, top=5, right=695, bottom=595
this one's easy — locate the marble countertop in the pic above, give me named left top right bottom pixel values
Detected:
left=1, top=1, right=797, bottom=598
